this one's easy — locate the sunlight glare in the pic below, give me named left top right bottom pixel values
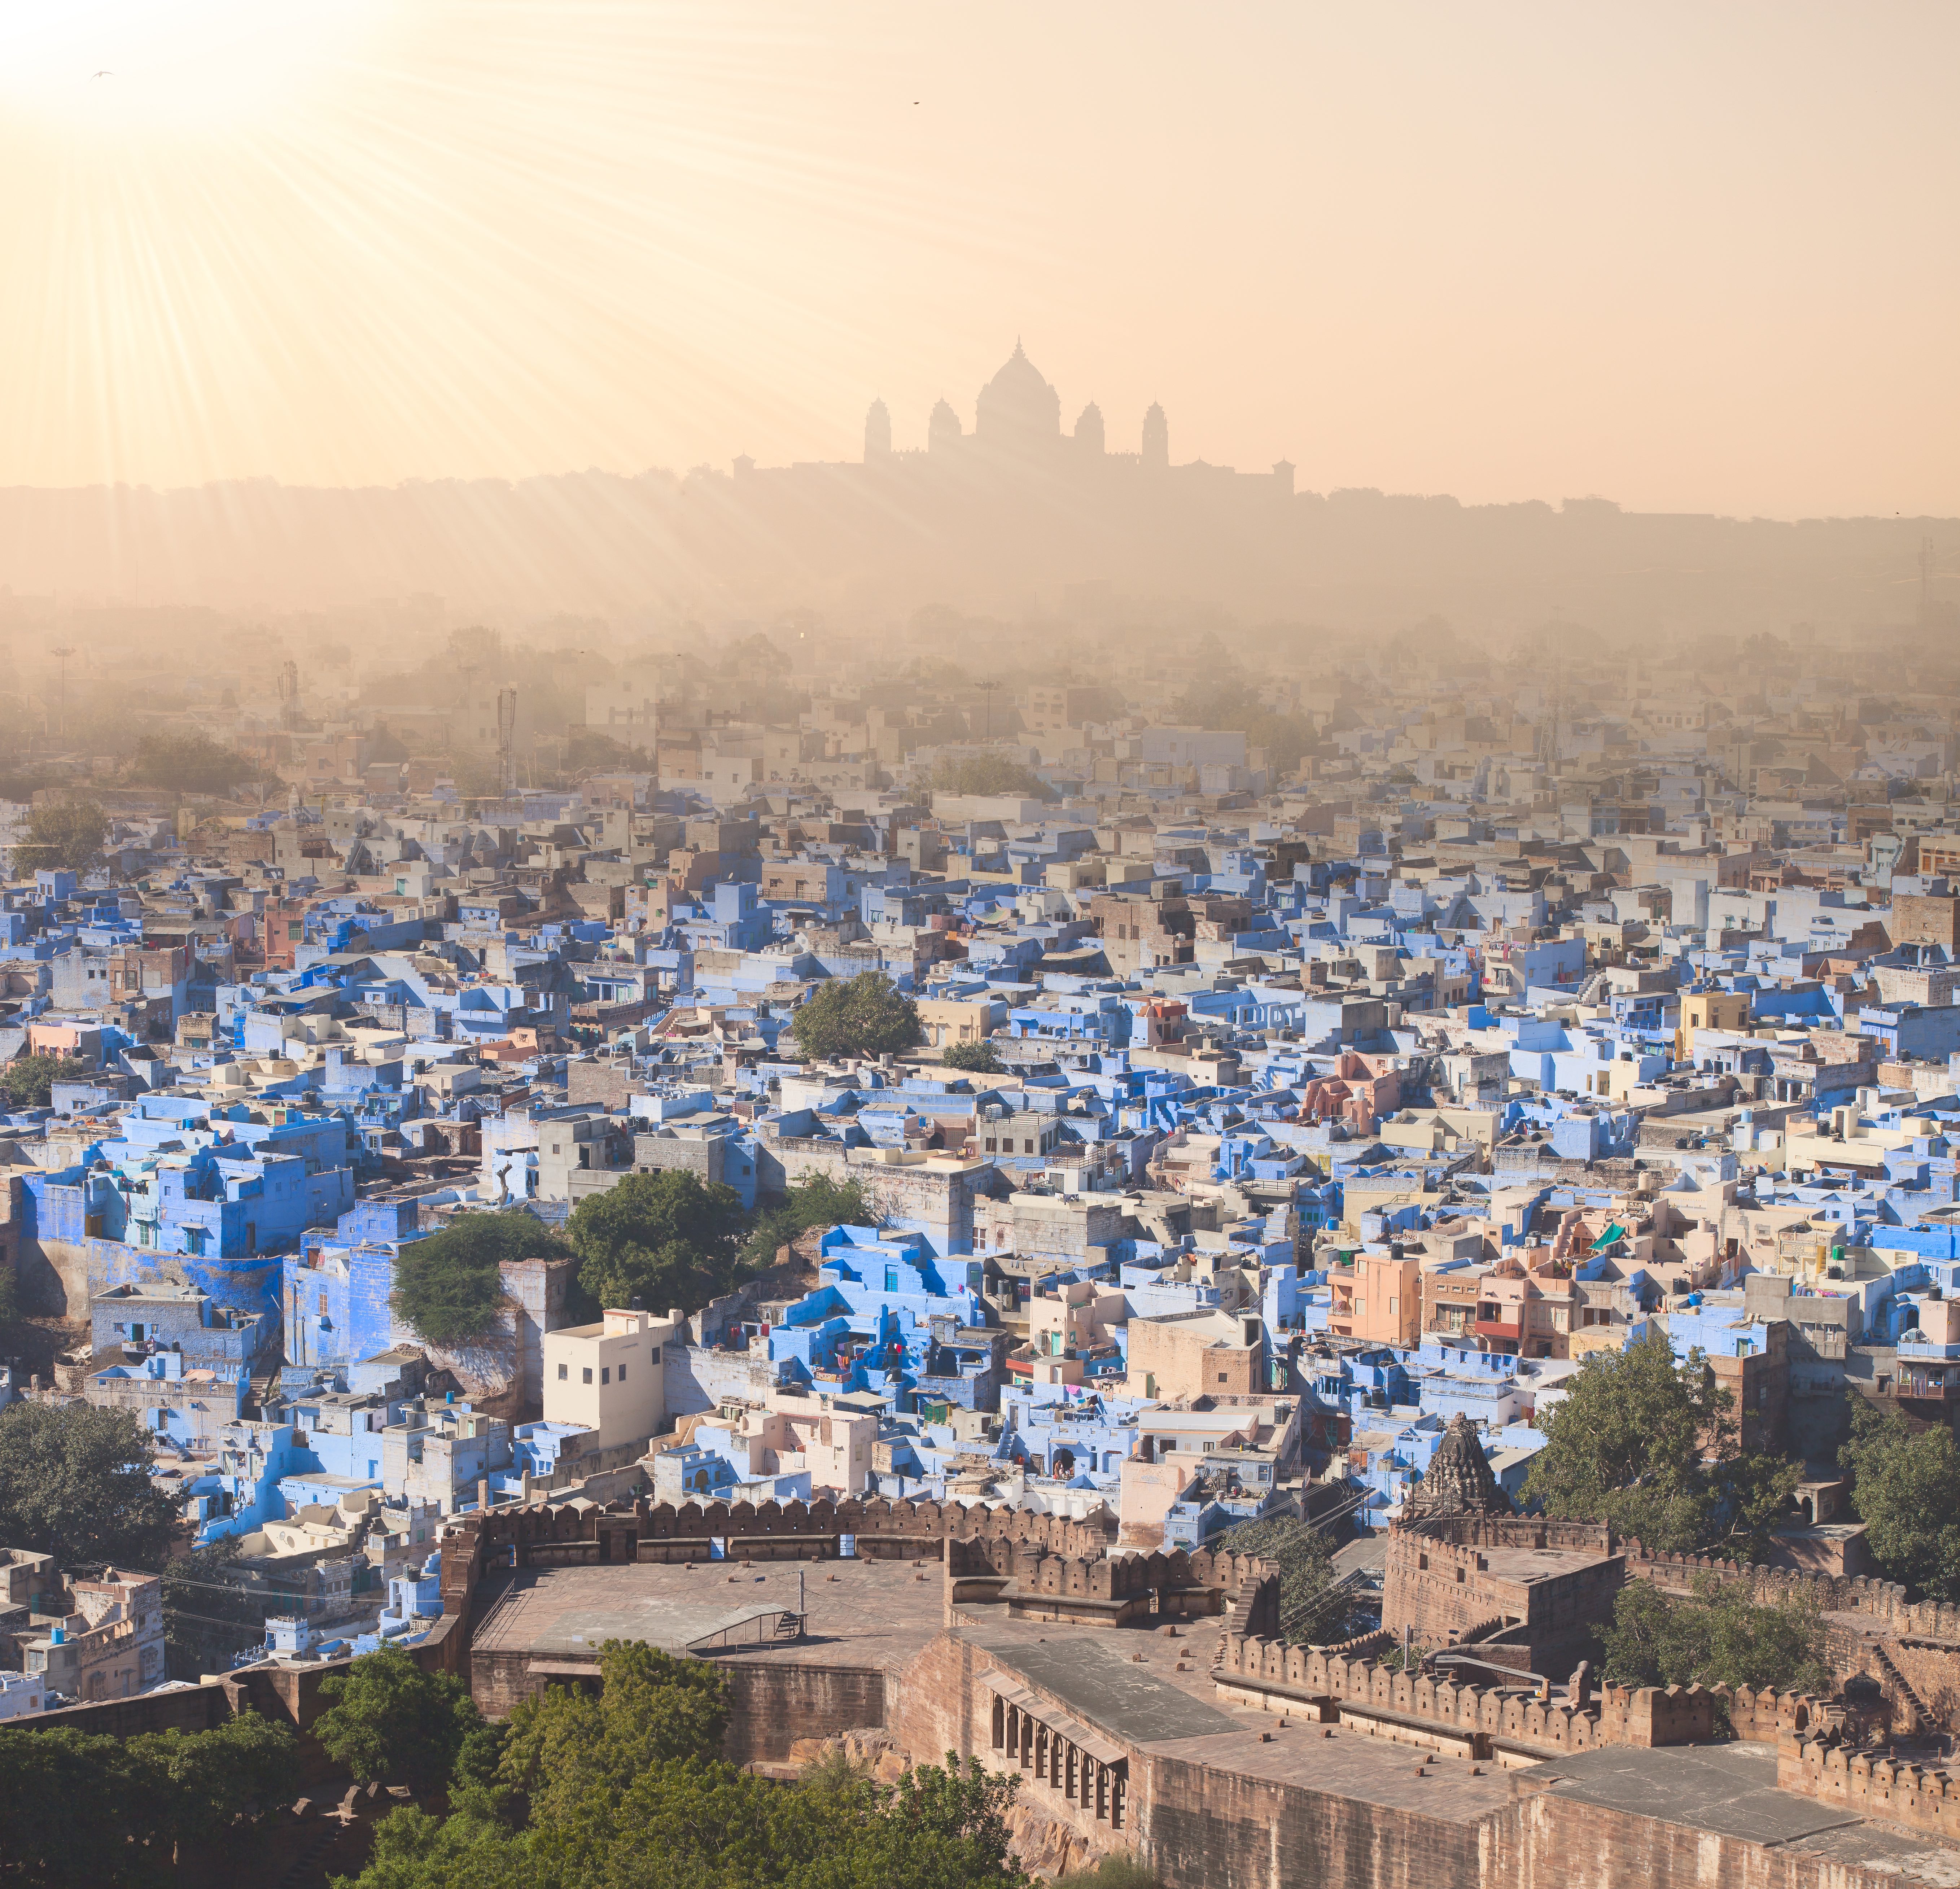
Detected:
left=0, top=0, right=385, bottom=135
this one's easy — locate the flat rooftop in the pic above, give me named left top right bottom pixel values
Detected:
left=1474, top=1544, right=1617, bottom=1584
left=469, top=1553, right=954, bottom=1674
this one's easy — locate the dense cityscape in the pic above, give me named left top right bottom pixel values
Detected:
left=0, top=511, right=1959, bottom=1885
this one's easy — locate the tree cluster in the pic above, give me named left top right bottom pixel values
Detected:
left=1218, top=1514, right=1357, bottom=1644
left=931, top=755, right=1055, bottom=802
left=939, top=1039, right=1005, bottom=1074
left=1599, top=1571, right=1827, bottom=1697
left=1521, top=1327, right=1799, bottom=1559
left=0, top=1709, right=301, bottom=1886
left=127, top=731, right=266, bottom=796
left=391, top=1174, right=757, bottom=1348
left=566, top=1169, right=748, bottom=1317
left=0, top=1402, right=179, bottom=1570
left=16, top=800, right=108, bottom=873
left=388, top=1210, right=581, bottom=1347
left=789, top=971, right=924, bottom=1062
left=0, top=1051, right=93, bottom=1111
left=1839, top=1396, right=1960, bottom=1600
left=739, top=1175, right=877, bottom=1275
left=331, top=1640, right=1031, bottom=1889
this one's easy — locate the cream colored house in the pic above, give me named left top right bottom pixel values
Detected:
left=543, top=1307, right=684, bottom=1450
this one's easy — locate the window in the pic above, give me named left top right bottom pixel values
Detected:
left=618, top=1364, right=626, bottom=1382
left=1024, top=1139, right=1035, bottom=1154
left=582, top=1368, right=593, bottom=1385
left=557, top=1363, right=568, bottom=1381
left=601, top=1367, right=610, bottom=1385
left=885, top=1268, right=899, bottom=1292
left=318, top=1288, right=328, bottom=1315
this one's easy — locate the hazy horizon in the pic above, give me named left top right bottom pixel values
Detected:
left=5, top=3, right=1959, bottom=518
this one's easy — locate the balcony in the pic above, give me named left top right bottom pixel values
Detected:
left=1898, top=1371, right=1958, bottom=1402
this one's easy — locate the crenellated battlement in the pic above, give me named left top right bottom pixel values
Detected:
left=1216, top=1631, right=1724, bottom=1754
left=1779, top=1736, right=1960, bottom=1842
left=1621, top=1538, right=1960, bottom=1643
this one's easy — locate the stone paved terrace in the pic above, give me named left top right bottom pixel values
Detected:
left=469, top=1551, right=959, bottom=1674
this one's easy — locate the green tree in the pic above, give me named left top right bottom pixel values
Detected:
left=499, top=1640, right=731, bottom=1827
left=161, top=1535, right=268, bottom=1679
left=738, top=1175, right=878, bottom=1274
left=0, top=1052, right=93, bottom=1111
left=313, top=1648, right=486, bottom=1794
left=0, top=1724, right=153, bottom=1887
left=16, top=799, right=108, bottom=873
left=939, top=1039, right=1004, bottom=1074
left=132, top=1709, right=303, bottom=1860
left=128, top=732, right=261, bottom=796
left=1521, top=1326, right=1799, bottom=1559
left=1839, top=1396, right=1960, bottom=1600
left=0, top=1711, right=300, bottom=1888
left=0, top=1402, right=178, bottom=1569
left=1599, top=1571, right=1827, bottom=1695
left=931, top=755, right=1054, bottom=802
left=390, top=1210, right=573, bottom=1346
left=1219, top=1514, right=1354, bottom=1644
left=567, top=1170, right=746, bottom=1316
left=1053, top=1862, right=1162, bottom=1889
left=1168, top=679, right=1317, bottom=776
left=789, top=972, right=923, bottom=1063
left=333, top=1802, right=539, bottom=1889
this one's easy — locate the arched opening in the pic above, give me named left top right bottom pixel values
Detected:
left=1797, top=1496, right=1814, bottom=1526
left=1050, top=1449, right=1076, bottom=1480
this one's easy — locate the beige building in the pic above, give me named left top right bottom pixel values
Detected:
left=915, top=994, right=1005, bottom=1051
left=1124, top=1309, right=1265, bottom=1402
left=1676, top=988, right=1752, bottom=1063
left=22, top=1568, right=163, bottom=1703
left=544, top=1306, right=683, bottom=1451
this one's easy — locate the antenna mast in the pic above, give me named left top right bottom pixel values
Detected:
left=496, top=687, right=519, bottom=804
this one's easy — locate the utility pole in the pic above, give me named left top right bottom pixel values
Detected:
left=51, top=645, right=75, bottom=740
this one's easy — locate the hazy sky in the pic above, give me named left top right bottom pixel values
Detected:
left=1, top=2, right=1954, bottom=516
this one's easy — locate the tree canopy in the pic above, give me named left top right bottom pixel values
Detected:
left=1599, top=1571, right=1827, bottom=1696
left=1839, top=1396, right=1960, bottom=1600
left=739, top=1174, right=877, bottom=1274
left=17, top=799, right=108, bottom=873
left=0, top=1402, right=179, bottom=1569
left=1218, top=1514, right=1356, bottom=1645
left=789, top=972, right=923, bottom=1063
left=313, top=1647, right=487, bottom=1794
left=0, top=1051, right=92, bottom=1111
left=931, top=755, right=1054, bottom=802
left=128, top=731, right=264, bottom=796
left=1521, top=1327, right=1800, bottom=1560
left=336, top=1639, right=1030, bottom=1889
left=390, top=1210, right=575, bottom=1346
left=1168, top=678, right=1318, bottom=776
left=0, top=1709, right=300, bottom=1886
left=939, top=1039, right=1004, bottom=1074
left=567, top=1169, right=747, bottom=1314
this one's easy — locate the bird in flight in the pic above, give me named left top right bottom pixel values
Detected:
left=92, top=70, right=113, bottom=78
